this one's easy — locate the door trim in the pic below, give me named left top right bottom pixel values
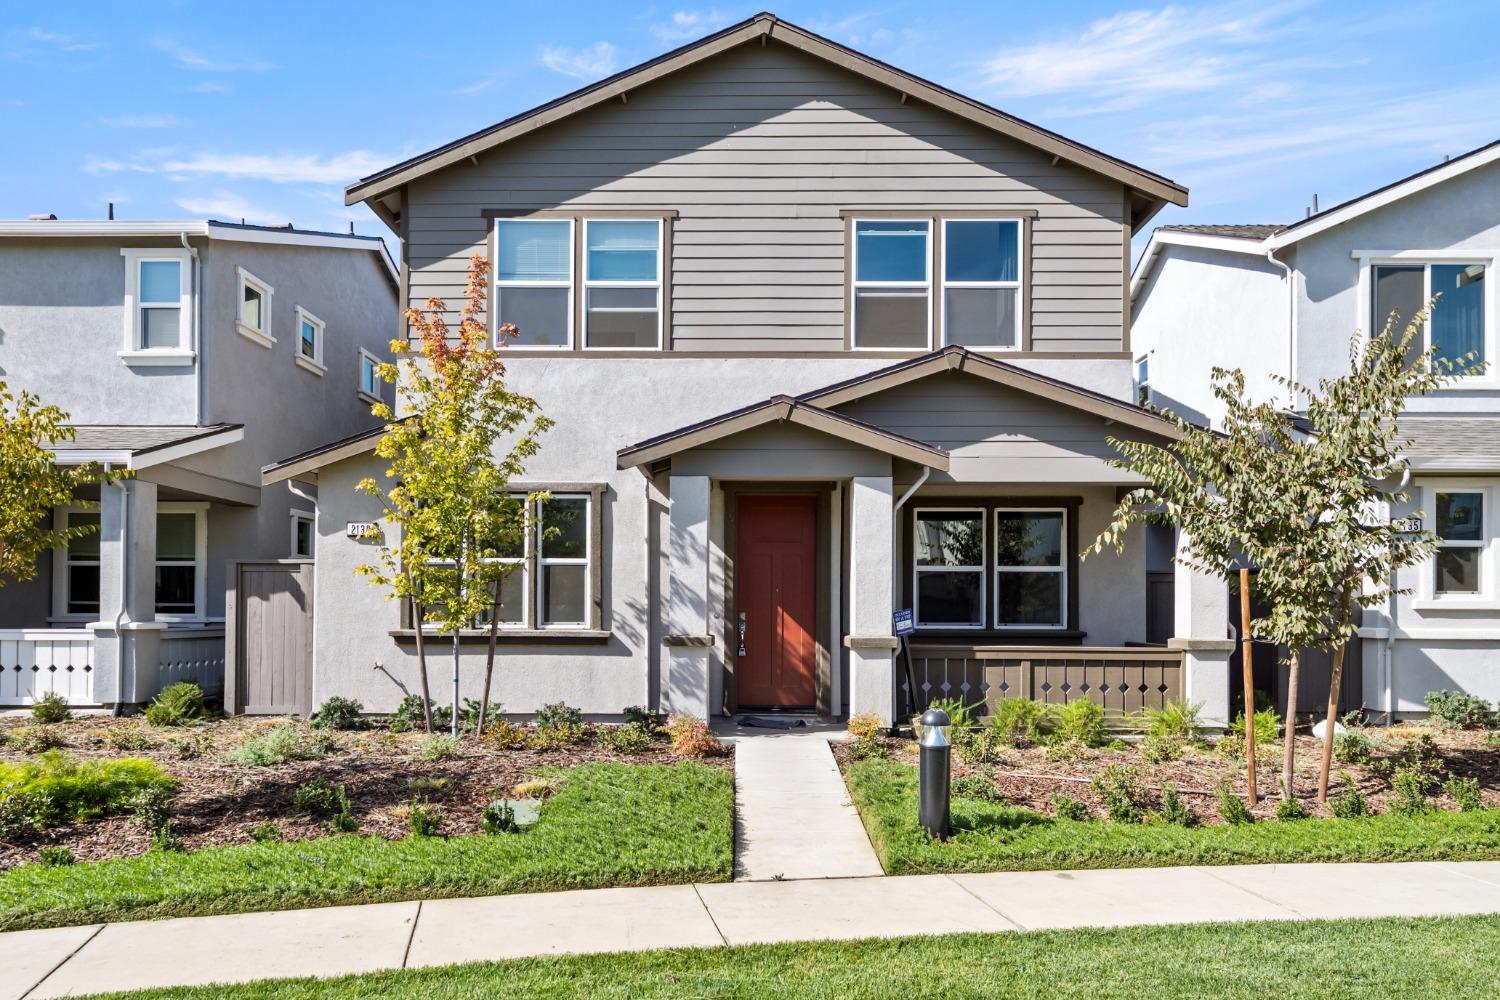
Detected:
left=723, top=484, right=832, bottom=715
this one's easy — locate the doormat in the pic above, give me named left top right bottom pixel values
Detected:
left=736, top=715, right=809, bottom=729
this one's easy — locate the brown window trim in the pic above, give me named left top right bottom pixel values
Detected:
left=901, top=495, right=1081, bottom=639
left=484, top=210, right=675, bottom=353
left=841, top=209, right=1037, bottom=354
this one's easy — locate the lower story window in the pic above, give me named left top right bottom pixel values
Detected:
left=464, top=489, right=603, bottom=631
left=155, top=507, right=205, bottom=617
left=1434, top=489, right=1484, bottom=595
left=913, top=509, right=985, bottom=628
left=291, top=511, right=315, bottom=559
left=994, top=509, right=1066, bottom=628
left=65, top=511, right=101, bottom=616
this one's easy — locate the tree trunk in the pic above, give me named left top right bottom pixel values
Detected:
left=1281, top=648, right=1301, bottom=801
left=476, top=579, right=501, bottom=738
left=411, top=595, right=434, bottom=734
left=1317, top=640, right=1347, bottom=804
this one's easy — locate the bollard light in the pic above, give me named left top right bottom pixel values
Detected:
left=918, top=707, right=951, bottom=841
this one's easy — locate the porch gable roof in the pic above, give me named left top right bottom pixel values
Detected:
left=51, top=424, right=244, bottom=469
left=615, top=396, right=950, bottom=471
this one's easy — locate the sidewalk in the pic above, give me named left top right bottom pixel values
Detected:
left=9, top=861, right=1500, bottom=998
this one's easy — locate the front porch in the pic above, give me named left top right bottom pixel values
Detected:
left=0, top=626, right=225, bottom=709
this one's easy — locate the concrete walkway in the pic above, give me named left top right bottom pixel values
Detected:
left=729, top=731, right=883, bottom=881
left=9, top=861, right=1500, bottom=998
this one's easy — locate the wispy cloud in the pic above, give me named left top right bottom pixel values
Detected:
left=152, top=38, right=274, bottom=73
left=174, top=190, right=286, bottom=225
left=86, top=150, right=391, bottom=185
left=539, top=41, right=619, bottom=80
left=6, top=26, right=103, bottom=64
left=184, top=80, right=235, bottom=95
left=25, top=28, right=100, bottom=52
left=650, top=9, right=736, bottom=44
left=100, top=114, right=184, bottom=129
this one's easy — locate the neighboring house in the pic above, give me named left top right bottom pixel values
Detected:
left=0, top=218, right=397, bottom=709
left=1131, top=139, right=1500, bottom=717
left=262, top=12, right=1236, bottom=726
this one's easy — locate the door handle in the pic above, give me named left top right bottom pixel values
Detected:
left=737, top=612, right=747, bottom=657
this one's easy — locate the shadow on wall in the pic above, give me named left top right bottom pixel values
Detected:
left=1144, top=390, right=1209, bottom=428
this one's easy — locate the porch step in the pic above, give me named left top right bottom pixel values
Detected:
left=732, top=735, right=884, bottom=882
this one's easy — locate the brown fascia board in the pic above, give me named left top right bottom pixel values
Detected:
left=261, top=424, right=388, bottom=486
left=345, top=13, right=1187, bottom=209
left=616, top=394, right=949, bottom=470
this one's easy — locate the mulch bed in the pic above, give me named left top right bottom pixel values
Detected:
left=832, top=724, right=1500, bottom=825
left=0, top=716, right=729, bottom=869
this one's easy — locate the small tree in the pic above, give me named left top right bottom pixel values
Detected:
left=356, top=254, right=552, bottom=734
left=1092, top=312, right=1467, bottom=801
left=1, top=383, right=124, bottom=586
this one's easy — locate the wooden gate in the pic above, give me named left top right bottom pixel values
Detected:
left=225, top=560, right=314, bottom=716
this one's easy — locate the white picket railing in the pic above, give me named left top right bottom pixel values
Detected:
left=0, top=629, right=96, bottom=706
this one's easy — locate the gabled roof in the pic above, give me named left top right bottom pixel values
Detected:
left=1157, top=224, right=1287, bottom=239
left=616, top=395, right=950, bottom=471
left=51, top=424, right=244, bottom=469
left=345, top=12, right=1187, bottom=224
left=262, top=423, right=390, bottom=486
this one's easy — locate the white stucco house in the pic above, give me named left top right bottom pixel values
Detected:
left=258, top=12, right=1237, bottom=727
left=1131, top=139, right=1500, bottom=718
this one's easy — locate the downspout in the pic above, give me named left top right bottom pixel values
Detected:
left=1383, top=468, right=1410, bottom=725
left=644, top=475, right=654, bottom=713
left=1265, top=244, right=1297, bottom=409
left=111, top=468, right=130, bottom=716
left=181, top=233, right=204, bottom=425
left=890, top=466, right=931, bottom=718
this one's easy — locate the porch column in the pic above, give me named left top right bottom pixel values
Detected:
left=663, top=475, right=713, bottom=719
left=1168, top=531, right=1233, bottom=730
left=90, top=480, right=163, bottom=706
left=847, top=475, right=895, bottom=723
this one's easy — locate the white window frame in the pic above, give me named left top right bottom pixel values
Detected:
left=290, top=509, right=315, bottom=559
left=481, top=492, right=531, bottom=627
left=494, top=217, right=575, bottom=350
left=294, top=306, right=326, bottom=375
left=911, top=507, right=987, bottom=630
left=155, top=501, right=209, bottom=622
left=1416, top=480, right=1495, bottom=608
left=51, top=505, right=102, bottom=622
left=119, top=248, right=194, bottom=365
left=851, top=217, right=933, bottom=352
left=1135, top=353, right=1151, bottom=406
left=1355, top=251, right=1497, bottom=386
left=582, top=218, right=664, bottom=351
left=938, top=217, right=1023, bottom=352
left=537, top=492, right=591, bottom=627
left=993, top=507, right=1068, bottom=631
left=235, top=266, right=275, bottom=349
left=358, top=348, right=382, bottom=404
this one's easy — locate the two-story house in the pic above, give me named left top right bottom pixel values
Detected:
left=1131, top=139, right=1500, bottom=719
left=0, top=218, right=397, bottom=710
left=262, top=12, right=1236, bottom=726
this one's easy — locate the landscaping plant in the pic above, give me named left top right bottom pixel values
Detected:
left=1275, top=797, right=1309, bottom=821
left=1443, top=776, right=1484, bottom=813
left=1423, top=691, right=1494, bottom=730
left=30, top=693, right=70, bottom=725
left=408, top=800, right=445, bottom=837
left=0, top=752, right=173, bottom=831
left=128, top=785, right=182, bottom=851
left=1334, top=729, right=1375, bottom=765
left=144, top=681, right=210, bottom=728
left=11, top=726, right=65, bottom=755
left=1091, top=765, right=1148, bottom=823
left=1051, top=700, right=1106, bottom=747
left=356, top=254, right=551, bottom=737
left=988, top=698, right=1050, bottom=747
left=526, top=723, right=587, bottom=751
left=247, top=822, right=283, bottom=843
left=665, top=715, right=726, bottom=758
left=1390, top=766, right=1436, bottom=816
left=624, top=705, right=666, bottom=734
left=416, top=733, right=460, bottom=762
left=292, top=778, right=352, bottom=822
left=1051, top=792, right=1089, bottom=821
left=596, top=723, right=654, bottom=755
left=311, top=697, right=366, bottom=731
left=1215, top=782, right=1254, bottom=825
left=534, top=702, right=584, bottom=730
left=35, top=846, right=74, bottom=867
left=479, top=720, right=529, bottom=750
left=225, top=725, right=335, bottom=767
left=925, top=697, right=980, bottom=730
left=1156, top=784, right=1193, bottom=827
left=1136, top=699, right=1202, bottom=741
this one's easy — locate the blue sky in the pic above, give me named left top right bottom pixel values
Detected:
left=3, top=1, right=1497, bottom=253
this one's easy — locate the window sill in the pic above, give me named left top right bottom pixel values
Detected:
left=294, top=354, right=327, bottom=376
left=119, top=349, right=195, bottom=367
left=236, top=322, right=275, bottom=349
left=911, top=629, right=1087, bottom=644
left=390, top=628, right=612, bottom=645
left=1412, top=599, right=1500, bottom=611
left=357, top=389, right=382, bottom=406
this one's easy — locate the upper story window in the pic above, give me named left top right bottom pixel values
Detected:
left=584, top=220, right=662, bottom=350
left=120, top=249, right=193, bottom=365
left=1434, top=488, right=1485, bottom=597
left=941, top=219, right=1022, bottom=349
left=236, top=267, right=274, bottom=348
left=852, top=219, right=931, bottom=350
left=358, top=348, right=382, bottom=403
left=1370, top=260, right=1488, bottom=373
left=1135, top=355, right=1151, bottom=406
left=295, top=307, right=326, bottom=375
left=496, top=219, right=573, bottom=349
left=290, top=510, right=315, bottom=559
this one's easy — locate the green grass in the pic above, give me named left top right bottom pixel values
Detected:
left=847, top=759, right=1500, bottom=873
left=82, top=916, right=1500, bottom=999
left=0, top=762, right=731, bottom=931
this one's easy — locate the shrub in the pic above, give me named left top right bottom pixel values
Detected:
left=481, top=800, right=519, bottom=835
left=1220, top=707, right=1280, bottom=760
left=596, top=723, right=654, bottom=755
left=225, top=725, right=335, bottom=767
left=1335, top=729, right=1375, bottom=765
left=170, top=732, right=211, bottom=761
left=292, top=777, right=351, bottom=820
left=988, top=698, right=1051, bottom=746
left=408, top=800, right=444, bottom=837
left=1052, top=700, right=1106, bottom=748
left=846, top=736, right=889, bottom=761
left=1216, top=783, right=1254, bottom=825
left=1137, top=700, right=1202, bottom=741
left=457, top=699, right=506, bottom=734
left=1043, top=738, right=1090, bottom=763
left=846, top=712, right=883, bottom=741
left=1157, top=784, right=1193, bottom=827
left=415, top=733, right=460, bottom=762
left=144, top=682, right=209, bottom=727
left=1444, top=776, right=1484, bottom=813
left=1052, top=792, right=1089, bottom=821
left=12, top=726, right=65, bottom=754
left=1276, top=797, right=1309, bottom=821
left=1139, top=734, right=1184, bottom=763
left=31, top=692, right=70, bottom=724
left=926, top=697, right=980, bottom=730
left=1091, top=765, right=1148, bottom=823
left=952, top=774, right=1003, bottom=802
left=387, top=694, right=433, bottom=733
left=0, top=752, right=174, bottom=830
left=1331, top=772, right=1369, bottom=819
left=623, top=705, right=666, bottom=734
left=330, top=810, right=359, bottom=833
left=247, top=821, right=282, bottom=843
left=480, top=719, right=529, bottom=751
left=100, top=726, right=154, bottom=752
left=534, top=702, right=584, bottom=731
left=1487, top=730, right=1500, bottom=750
left=526, top=722, right=588, bottom=751
left=1424, top=690, right=1493, bottom=730
left=512, top=777, right=559, bottom=799
left=37, top=845, right=74, bottom=866
left=128, top=785, right=181, bottom=851
left=311, top=696, right=366, bottom=731
left=665, top=714, right=726, bottom=758
left=1390, top=766, right=1436, bottom=816
left=1375, top=732, right=1443, bottom=780
left=952, top=727, right=1002, bottom=765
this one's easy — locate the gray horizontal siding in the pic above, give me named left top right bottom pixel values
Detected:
left=406, top=41, right=1127, bottom=353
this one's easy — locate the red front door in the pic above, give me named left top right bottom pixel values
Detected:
left=736, top=495, right=818, bottom=709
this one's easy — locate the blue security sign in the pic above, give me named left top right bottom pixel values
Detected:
left=892, top=608, right=916, bottom=637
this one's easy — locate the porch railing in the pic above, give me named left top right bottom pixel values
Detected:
left=157, top=627, right=226, bottom=696
left=904, top=644, right=1185, bottom=719
left=0, top=629, right=95, bottom=706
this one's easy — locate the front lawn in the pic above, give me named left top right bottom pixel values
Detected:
left=845, top=758, right=1500, bottom=874
left=0, top=761, right=732, bottom=931
left=82, top=916, right=1500, bottom=999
